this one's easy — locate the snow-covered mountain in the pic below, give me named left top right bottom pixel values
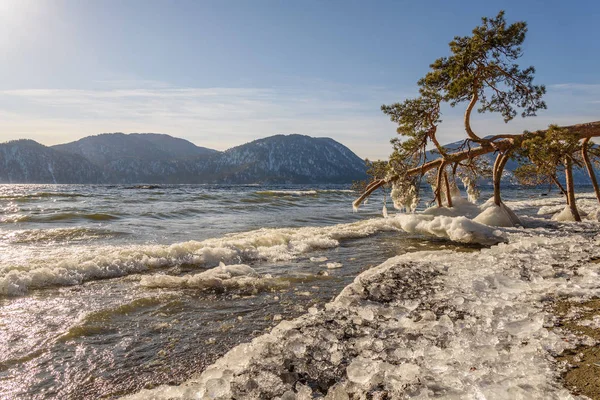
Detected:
left=0, top=140, right=102, bottom=184
left=0, top=133, right=367, bottom=184
left=199, top=134, right=367, bottom=184
left=52, top=132, right=217, bottom=166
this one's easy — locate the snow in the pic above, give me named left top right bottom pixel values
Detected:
left=577, top=316, right=600, bottom=329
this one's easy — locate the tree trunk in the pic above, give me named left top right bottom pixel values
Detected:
left=435, top=164, right=445, bottom=207
left=464, top=86, right=482, bottom=142
left=582, top=138, right=600, bottom=203
left=444, top=171, right=453, bottom=207
left=550, top=174, right=568, bottom=204
left=493, top=152, right=510, bottom=206
left=565, top=157, right=581, bottom=221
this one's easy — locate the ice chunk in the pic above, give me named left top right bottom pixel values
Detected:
left=346, top=357, right=382, bottom=385
left=204, top=378, right=231, bottom=399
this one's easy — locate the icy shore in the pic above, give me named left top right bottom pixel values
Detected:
left=126, top=216, right=600, bottom=399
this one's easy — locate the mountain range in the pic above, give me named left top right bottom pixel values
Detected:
left=2, top=132, right=597, bottom=185
left=0, top=133, right=368, bottom=184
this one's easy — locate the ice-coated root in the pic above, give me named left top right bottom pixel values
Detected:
left=552, top=206, right=585, bottom=222
left=123, top=226, right=600, bottom=400
left=474, top=199, right=522, bottom=228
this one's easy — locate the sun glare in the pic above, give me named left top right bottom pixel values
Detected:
left=0, top=0, right=46, bottom=51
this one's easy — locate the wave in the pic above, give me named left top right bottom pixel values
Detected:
left=0, top=227, right=122, bottom=244
left=58, top=296, right=172, bottom=341
left=0, top=212, right=503, bottom=296
left=125, top=185, right=162, bottom=190
left=140, top=263, right=290, bottom=295
left=254, top=189, right=354, bottom=197
left=1, top=212, right=120, bottom=223
left=255, top=190, right=318, bottom=196
left=0, top=192, right=88, bottom=200
left=139, top=208, right=210, bottom=219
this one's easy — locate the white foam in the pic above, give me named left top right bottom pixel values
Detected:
left=140, top=263, right=289, bottom=294
left=255, top=190, right=318, bottom=196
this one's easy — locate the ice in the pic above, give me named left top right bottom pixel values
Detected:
left=391, top=181, right=419, bottom=212
left=325, top=262, right=343, bottom=269
left=474, top=201, right=522, bottom=227
left=461, top=176, right=480, bottom=203
left=346, top=357, right=382, bottom=385
left=552, top=206, right=578, bottom=222
left=423, top=195, right=481, bottom=219
left=577, top=316, right=600, bottom=328
left=395, top=214, right=506, bottom=245
left=310, top=256, right=328, bottom=262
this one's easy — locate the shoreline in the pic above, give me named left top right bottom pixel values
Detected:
left=552, top=295, right=600, bottom=399
left=126, top=223, right=600, bottom=399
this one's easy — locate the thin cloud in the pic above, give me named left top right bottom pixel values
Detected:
left=0, top=81, right=598, bottom=160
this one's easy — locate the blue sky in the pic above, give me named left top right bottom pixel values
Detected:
left=0, top=0, right=598, bottom=159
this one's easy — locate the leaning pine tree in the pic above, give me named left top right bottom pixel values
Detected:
left=353, top=10, right=600, bottom=226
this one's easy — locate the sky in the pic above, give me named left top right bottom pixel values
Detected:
left=0, top=0, right=598, bottom=160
